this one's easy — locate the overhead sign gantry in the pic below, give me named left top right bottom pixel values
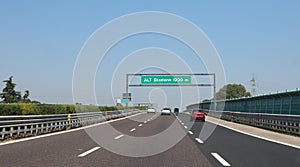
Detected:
left=124, top=73, right=217, bottom=109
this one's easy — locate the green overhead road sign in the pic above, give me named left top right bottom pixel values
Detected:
left=121, top=98, right=130, bottom=103
left=141, top=75, right=191, bottom=85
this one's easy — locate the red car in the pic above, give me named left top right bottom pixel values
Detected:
left=190, top=109, right=206, bottom=122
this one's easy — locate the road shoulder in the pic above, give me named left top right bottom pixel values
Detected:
left=207, top=116, right=300, bottom=149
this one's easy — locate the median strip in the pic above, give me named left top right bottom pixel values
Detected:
left=78, top=146, right=101, bottom=157
left=211, top=153, right=230, bottom=166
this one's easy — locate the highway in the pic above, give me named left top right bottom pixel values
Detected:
left=0, top=112, right=299, bottom=167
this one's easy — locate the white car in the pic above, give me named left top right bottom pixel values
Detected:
left=147, top=108, right=156, bottom=113
left=161, top=108, right=171, bottom=115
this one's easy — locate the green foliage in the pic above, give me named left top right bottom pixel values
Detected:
left=98, top=106, right=117, bottom=111
left=202, top=99, right=212, bottom=103
left=0, top=76, right=20, bottom=103
left=19, top=103, right=37, bottom=115
left=0, top=103, right=73, bottom=115
left=0, top=103, right=144, bottom=115
left=132, top=106, right=147, bottom=110
left=0, top=77, right=145, bottom=115
left=75, top=105, right=99, bottom=113
left=215, top=84, right=251, bottom=100
left=0, top=76, right=31, bottom=103
left=31, top=100, right=41, bottom=104
left=22, top=90, right=31, bottom=103
left=0, top=103, right=22, bottom=115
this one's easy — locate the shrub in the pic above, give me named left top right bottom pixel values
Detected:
left=0, top=103, right=141, bottom=116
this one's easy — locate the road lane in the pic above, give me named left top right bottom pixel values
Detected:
left=108, top=113, right=156, bottom=136
left=1, top=111, right=298, bottom=167
left=79, top=113, right=212, bottom=167
left=178, top=113, right=300, bottom=167
left=0, top=113, right=213, bottom=167
left=0, top=128, right=97, bottom=166
left=79, top=135, right=212, bottom=167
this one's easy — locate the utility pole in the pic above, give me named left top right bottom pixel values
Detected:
left=251, top=73, right=256, bottom=96
left=126, top=74, right=128, bottom=108
left=213, top=73, right=216, bottom=111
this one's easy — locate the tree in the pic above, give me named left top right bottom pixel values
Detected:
left=0, top=76, right=20, bottom=103
left=23, top=90, right=31, bottom=103
left=0, top=76, right=31, bottom=103
left=215, top=84, right=251, bottom=100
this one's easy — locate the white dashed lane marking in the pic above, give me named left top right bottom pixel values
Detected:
left=130, top=128, right=136, bottom=132
left=211, top=153, right=231, bottom=166
left=195, top=138, right=204, bottom=144
left=188, top=131, right=194, bottom=135
left=78, top=147, right=101, bottom=157
left=138, top=124, right=143, bottom=127
left=114, top=134, right=124, bottom=140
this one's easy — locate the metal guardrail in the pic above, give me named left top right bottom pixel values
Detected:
left=185, top=109, right=300, bottom=135
left=207, top=110, right=300, bottom=135
left=0, top=110, right=141, bottom=141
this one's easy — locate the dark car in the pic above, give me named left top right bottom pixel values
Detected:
left=174, top=108, right=179, bottom=116
left=190, top=109, right=205, bottom=122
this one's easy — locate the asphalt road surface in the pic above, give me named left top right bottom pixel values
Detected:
left=0, top=112, right=299, bottom=167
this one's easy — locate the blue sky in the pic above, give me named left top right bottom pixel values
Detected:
left=1, top=1, right=300, bottom=107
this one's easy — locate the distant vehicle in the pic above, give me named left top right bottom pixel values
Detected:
left=190, top=109, right=205, bottom=122
left=174, top=108, right=179, bottom=116
left=161, top=108, right=171, bottom=115
left=147, top=108, right=156, bottom=113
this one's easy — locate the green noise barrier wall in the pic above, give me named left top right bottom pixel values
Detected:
left=191, top=90, right=300, bottom=115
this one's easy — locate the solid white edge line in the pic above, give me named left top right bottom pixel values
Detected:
left=78, top=146, right=101, bottom=157
left=130, top=128, right=136, bottom=132
left=138, top=124, right=143, bottom=127
left=188, top=131, right=194, bottom=135
left=208, top=120, right=300, bottom=149
left=195, top=138, right=204, bottom=144
left=114, top=134, right=124, bottom=140
left=0, top=112, right=144, bottom=146
left=211, top=153, right=231, bottom=166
